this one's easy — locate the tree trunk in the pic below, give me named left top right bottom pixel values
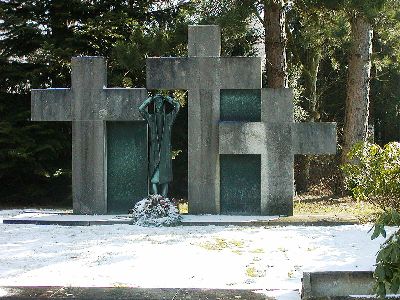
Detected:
left=296, top=50, right=321, bottom=193
left=341, top=13, right=373, bottom=164
left=264, top=0, right=288, bottom=88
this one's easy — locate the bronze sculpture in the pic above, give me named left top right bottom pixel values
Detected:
left=139, top=94, right=180, bottom=197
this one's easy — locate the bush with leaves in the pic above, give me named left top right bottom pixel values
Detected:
left=370, top=209, right=400, bottom=297
left=343, top=142, right=400, bottom=297
left=342, top=142, right=400, bottom=211
left=130, top=194, right=181, bottom=227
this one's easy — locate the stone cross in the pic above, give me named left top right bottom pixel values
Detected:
left=147, top=25, right=262, bottom=214
left=31, top=57, right=148, bottom=214
left=219, top=89, right=336, bottom=215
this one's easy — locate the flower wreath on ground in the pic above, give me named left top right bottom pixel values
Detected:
left=129, top=194, right=182, bottom=226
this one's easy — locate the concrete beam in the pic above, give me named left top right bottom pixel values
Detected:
left=188, top=25, right=221, bottom=57
left=31, top=89, right=71, bottom=121
left=302, top=271, right=379, bottom=299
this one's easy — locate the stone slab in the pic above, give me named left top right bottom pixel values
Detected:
left=220, top=89, right=261, bottom=122
left=188, top=25, right=221, bottom=57
left=187, top=88, right=220, bottom=214
left=2, top=210, right=278, bottom=226
left=2, top=210, right=362, bottom=226
left=302, top=271, right=389, bottom=299
left=72, top=120, right=106, bottom=214
left=220, top=154, right=261, bottom=215
left=2, top=212, right=131, bottom=226
left=71, top=56, right=107, bottom=121
left=102, top=88, right=147, bottom=121
left=147, top=57, right=262, bottom=90
left=219, top=122, right=266, bottom=155
left=264, top=123, right=294, bottom=216
left=106, top=121, right=148, bottom=214
left=31, top=89, right=72, bottom=121
left=261, top=88, right=293, bottom=122
left=0, top=286, right=280, bottom=300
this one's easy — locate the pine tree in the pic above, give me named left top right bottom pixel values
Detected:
left=0, top=0, right=191, bottom=205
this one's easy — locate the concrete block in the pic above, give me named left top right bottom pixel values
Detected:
left=187, top=88, right=221, bottom=214
left=102, top=88, right=147, bottom=121
left=31, top=89, right=71, bottom=121
left=71, top=56, right=107, bottom=121
left=219, top=57, right=262, bottom=89
left=261, top=88, right=293, bottom=123
left=302, top=271, right=376, bottom=299
left=146, top=58, right=191, bottom=89
left=263, top=123, right=294, bottom=216
left=147, top=57, right=262, bottom=90
left=72, top=121, right=106, bottom=214
left=219, top=122, right=266, bottom=155
left=188, top=25, right=221, bottom=57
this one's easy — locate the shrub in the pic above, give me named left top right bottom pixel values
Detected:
left=342, top=142, right=400, bottom=211
left=370, top=209, right=400, bottom=297
left=343, top=142, right=400, bottom=297
left=130, top=194, right=181, bottom=227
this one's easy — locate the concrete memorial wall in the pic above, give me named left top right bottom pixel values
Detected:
left=31, top=57, right=148, bottom=214
left=31, top=25, right=337, bottom=216
left=147, top=25, right=337, bottom=216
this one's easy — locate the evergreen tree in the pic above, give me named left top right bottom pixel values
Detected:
left=0, top=0, right=191, bottom=205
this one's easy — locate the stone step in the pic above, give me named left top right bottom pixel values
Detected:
left=0, top=286, right=297, bottom=300
left=2, top=211, right=358, bottom=227
left=302, top=271, right=400, bottom=299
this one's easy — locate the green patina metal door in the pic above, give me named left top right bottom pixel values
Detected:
left=220, top=90, right=261, bottom=215
left=107, top=121, right=148, bottom=214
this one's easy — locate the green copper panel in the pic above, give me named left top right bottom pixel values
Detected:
left=107, top=121, right=148, bottom=214
left=220, top=89, right=261, bottom=121
left=220, top=154, right=261, bottom=215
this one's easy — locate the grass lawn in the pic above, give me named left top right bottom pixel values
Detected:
left=178, top=194, right=380, bottom=224
left=294, top=194, right=381, bottom=223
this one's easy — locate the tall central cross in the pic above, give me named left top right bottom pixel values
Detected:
left=147, top=26, right=262, bottom=214
left=32, top=57, right=148, bottom=214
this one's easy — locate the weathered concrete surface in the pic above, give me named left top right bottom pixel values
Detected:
left=103, top=89, right=146, bottom=121
left=219, top=88, right=337, bottom=216
left=71, top=57, right=107, bottom=121
left=261, top=88, right=293, bottom=122
left=2, top=210, right=359, bottom=226
left=31, top=89, right=71, bottom=121
left=146, top=57, right=261, bottom=89
left=188, top=25, right=220, bottom=57
left=31, top=57, right=148, bottom=214
left=72, top=121, right=106, bottom=214
left=263, top=123, right=294, bottom=215
left=302, top=271, right=379, bottom=299
left=147, top=26, right=262, bottom=214
left=0, top=286, right=275, bottom=299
